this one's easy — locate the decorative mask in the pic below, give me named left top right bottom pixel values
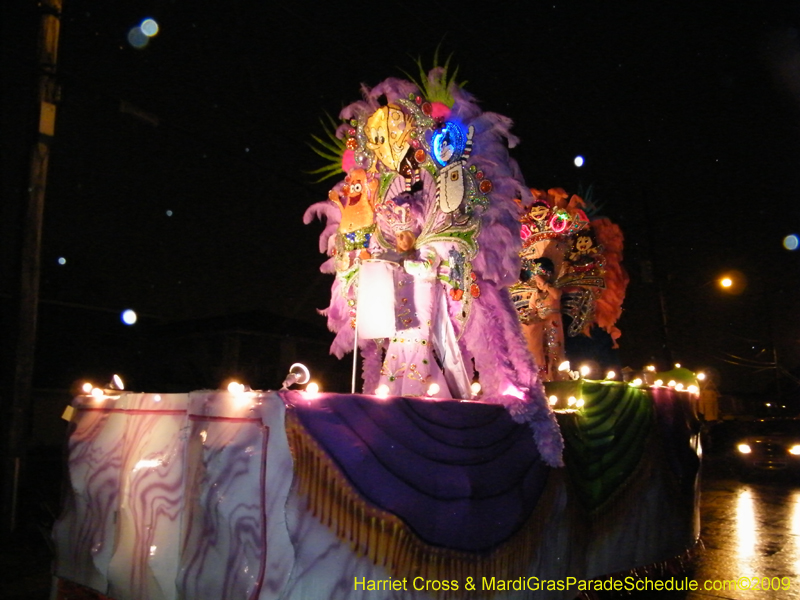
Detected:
left=365, top=105, right=411, bottom=171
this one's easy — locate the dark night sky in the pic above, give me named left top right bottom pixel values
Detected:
left=3, top=0, right=799, bottom=397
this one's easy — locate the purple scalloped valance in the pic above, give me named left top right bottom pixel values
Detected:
left=283, top=391, right=550, bottom=552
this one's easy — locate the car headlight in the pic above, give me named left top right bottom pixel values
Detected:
left=789, top=445, right=800, bottom=456
left=737, top=443, right=752, bottom=454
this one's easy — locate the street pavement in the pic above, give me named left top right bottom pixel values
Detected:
left=684, top=454, right=800, bottom=600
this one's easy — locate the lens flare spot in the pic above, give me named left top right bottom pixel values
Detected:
left=127, top=26, right=149, bottom=49
left=140, top=18, right=159, bottom=37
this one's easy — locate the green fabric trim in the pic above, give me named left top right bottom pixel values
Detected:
left=556, top=382, right=654, bottom=512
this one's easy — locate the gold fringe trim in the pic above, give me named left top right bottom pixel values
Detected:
left=575, top=539, right=703, bottom=600
left=285, top=408, right=558, bottom=597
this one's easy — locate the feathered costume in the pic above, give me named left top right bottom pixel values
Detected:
left=512, top=188, right=629, bottom=380
left=304, top=66, right=563, bottom=467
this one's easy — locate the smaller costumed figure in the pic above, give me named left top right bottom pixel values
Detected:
left=520, top=258, right=567, bottom=381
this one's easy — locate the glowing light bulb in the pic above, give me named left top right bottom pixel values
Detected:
left=654, top=379, right=663, bottom=387
left=121, top=309, right=137, bottom=325
left=426, top=383, right=440, bottom=396
left=579, top=364, right=591, bottom=377
left=576, top=398, right=585, bottom=408
left=675, top=383, right=685, bottom=391
left=567, top=396, right=577, bottom=406
left=697, top=372, right=706, bottom=381
left=375, top=384, right=390, bottom=398
left=111, top=374, right=124, bottom=390
left=645, top=365, right=656, bottom=372
left=557, top=361, right=571, bottom=372
left=783, top=234, right=799, bottom=251
left=688, top=385, right=699, bottom=394
left=227, top=381, right=245, bottom=394
left=82, top=382, right=93, bottom=393
left=91, top=387, right=104, bottom=398
left=470, top=382, right=482, bottom=396
left=574, top=155, right=584, bottom=167
left=631, top=378, right=643, bottom=386
left=306, top=382, right=320, bottom=394
left=668, top=380, right=677, bottom=387
left=548, top=395, right=559, bottom=406
left=605, top=370, right=616, bottom=380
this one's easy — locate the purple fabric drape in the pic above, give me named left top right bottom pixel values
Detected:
left=283, top=391, right=550, bottom=552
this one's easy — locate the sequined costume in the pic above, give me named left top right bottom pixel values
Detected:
left=375, top=246, right=451, bottom=397
left=525, top=275, right=566, bottom=381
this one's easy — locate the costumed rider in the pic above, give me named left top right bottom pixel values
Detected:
left=523, top=257, right=566, bottom=382
left=369, top=197, right=454, bottom=398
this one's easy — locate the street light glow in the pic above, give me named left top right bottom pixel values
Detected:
left=716, top=270, right=747, bottom=294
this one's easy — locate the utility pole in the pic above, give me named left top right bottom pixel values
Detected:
left=3, top=0, right=62, bottom=534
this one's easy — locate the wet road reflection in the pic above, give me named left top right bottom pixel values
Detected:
left=684, top=457, right=800, bottom=599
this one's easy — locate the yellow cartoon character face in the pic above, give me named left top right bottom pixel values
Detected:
left=366, top=105, right=411, bottom=171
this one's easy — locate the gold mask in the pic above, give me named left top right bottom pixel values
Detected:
left=365, top=105, right=411, bottom=171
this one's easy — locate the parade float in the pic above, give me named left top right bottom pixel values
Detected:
left=52, top=65, right=701, bottom=600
